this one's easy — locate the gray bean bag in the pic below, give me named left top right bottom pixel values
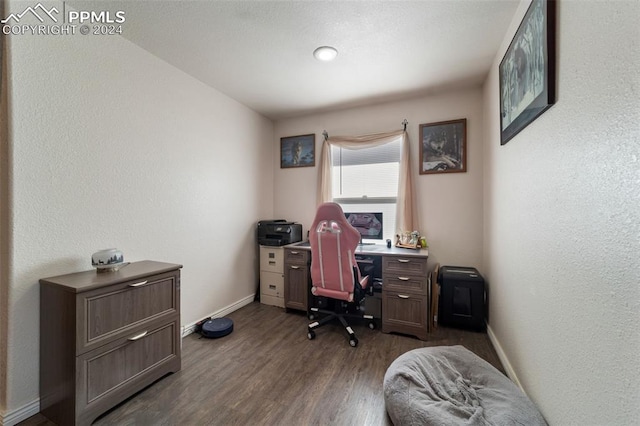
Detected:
left=383, top=345, right=547, bottom=425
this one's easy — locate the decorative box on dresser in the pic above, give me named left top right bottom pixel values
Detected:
left=381, top=254, right=429, bottom=340
left=283, top=247, right=309, bottom=312
left=39, top=260, right=182, bottom=426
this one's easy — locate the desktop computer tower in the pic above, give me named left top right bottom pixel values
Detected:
left=438, top=266, right=485, bottom=331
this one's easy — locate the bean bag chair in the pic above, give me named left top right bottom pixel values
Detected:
left=383, top=345, right=547, bottom=425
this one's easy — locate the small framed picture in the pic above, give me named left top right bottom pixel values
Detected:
left=419, top=119, right=467, bottom=174
left=280, top=134, right=315, bottom=168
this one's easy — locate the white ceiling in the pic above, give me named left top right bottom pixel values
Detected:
left=88, top=0, right=520, bottom=120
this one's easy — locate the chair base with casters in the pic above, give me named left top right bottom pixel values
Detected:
left=307, top=302, right=376, bottom=347
left=307, top=267, right=375, bottom=347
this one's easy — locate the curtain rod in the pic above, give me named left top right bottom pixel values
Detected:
left=323, top=120, right=408, bottom=141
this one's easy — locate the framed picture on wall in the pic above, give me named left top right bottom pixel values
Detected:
left=419, top=119, right=467, bottom=174
left=280, top=134, right=315, bottom=168
left=499, top=0, right=556, bottom=145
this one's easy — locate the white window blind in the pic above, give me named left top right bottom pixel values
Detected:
left=330, top=138, right=401, bottom=241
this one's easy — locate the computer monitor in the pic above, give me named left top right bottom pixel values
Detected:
left=345, top=212, right=383, bottom=241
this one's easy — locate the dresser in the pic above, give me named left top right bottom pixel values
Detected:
left=259, top=246, right=285, bottom=308
left=39, top=260, right=182, bottom=426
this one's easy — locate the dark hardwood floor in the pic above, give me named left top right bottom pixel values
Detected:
left=21, top=302, right=504, bottom=425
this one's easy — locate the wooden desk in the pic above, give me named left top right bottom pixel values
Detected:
left=283, top=242, right=430, bottom=340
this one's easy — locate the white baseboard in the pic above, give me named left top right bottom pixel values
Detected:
left=486, top=324, right=524, bottom=392
left=0, top=398, right=40, bottom=426
left=180, top=293, right=256, bottom=337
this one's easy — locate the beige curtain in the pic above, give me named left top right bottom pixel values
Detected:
left=317, top=129, right=419, bottom=234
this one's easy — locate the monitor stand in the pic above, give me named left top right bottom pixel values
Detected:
left=358, top=236, right=376, bottom=246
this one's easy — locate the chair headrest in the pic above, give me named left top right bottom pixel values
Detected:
left=310, top=202, right=360, bottom=247
left=316, top=220, right=342, bottom=234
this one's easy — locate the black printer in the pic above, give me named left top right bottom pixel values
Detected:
left=257, top=220, right=303, bottom=246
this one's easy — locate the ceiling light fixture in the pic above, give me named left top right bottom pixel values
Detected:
left=313, top=46, right=338, bottom=62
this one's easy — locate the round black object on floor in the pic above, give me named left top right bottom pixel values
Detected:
left=201, top=317, right=233, bottom=338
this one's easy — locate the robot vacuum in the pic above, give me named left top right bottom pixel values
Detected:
left=200, top=317, right=234, bottom=338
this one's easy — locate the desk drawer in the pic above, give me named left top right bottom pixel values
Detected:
left=383, top=274, right=427, bottom=294
left=383, top=256, right=428, bottom=277
left=382, top=291, right=427, bottom=340
left=285, top=248, right=309, bottom=264
left=77, top=271, right=179, bottom=354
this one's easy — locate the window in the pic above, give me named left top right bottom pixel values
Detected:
left=330, top=137, right=402, bottom=241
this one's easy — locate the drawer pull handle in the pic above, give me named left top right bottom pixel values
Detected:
left=269, top=285, right=276, bottom=290
left=397, top=276, right=410, bottom=281
left=290, top=265, right=300, bottom=270
left=397, top=259, right=410, bottom=263
left=397, top=294, right=410, bottom=299
left=290, top=251, right=299, bottom=254
left=269, top=261, right=276, bottom=265
left=128, top=331, right=148, bottom=341
left=128, top=280, right=148, bottom=287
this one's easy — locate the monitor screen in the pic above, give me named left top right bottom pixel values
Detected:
left=345, top=212, right=383, bottom=240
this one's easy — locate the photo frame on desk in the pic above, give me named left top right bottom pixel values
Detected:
left=395, top=231, right=422, bottom=250
left=499, top=0, right=556, bottom=145
left=280, top=134, right=315, bottom=168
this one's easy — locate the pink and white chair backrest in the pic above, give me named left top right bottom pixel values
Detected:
left=309, top=203, right=364, bottom=302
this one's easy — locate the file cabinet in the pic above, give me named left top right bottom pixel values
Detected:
left=259, top=246, right=285, bottom=308
left=39, top=260, right=182, bottom=426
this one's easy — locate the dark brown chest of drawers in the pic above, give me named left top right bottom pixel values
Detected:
left=381, top=255, right=429, bottom=340
left=39, top=260, right=182, bottom=425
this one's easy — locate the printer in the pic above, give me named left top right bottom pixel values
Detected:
left=257, top=220, right=303, bottom=246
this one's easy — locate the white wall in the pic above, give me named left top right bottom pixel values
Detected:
left=1, top=12, right=274, bottom=420
left=483, top=0, right=640, bottom=424
left=274, top=88, right=484, bottom=269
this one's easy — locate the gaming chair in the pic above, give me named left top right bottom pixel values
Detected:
left=307, top=202, right=374, bottom=347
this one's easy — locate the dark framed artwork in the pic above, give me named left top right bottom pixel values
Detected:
left=280, top=134, right=315, bottom=168
left=419, top=119, right=467, bottom=174
left=499, top=0, right=556, bottom=145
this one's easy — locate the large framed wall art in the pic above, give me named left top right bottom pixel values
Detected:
left=499, top=0, right=556, bottom=145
